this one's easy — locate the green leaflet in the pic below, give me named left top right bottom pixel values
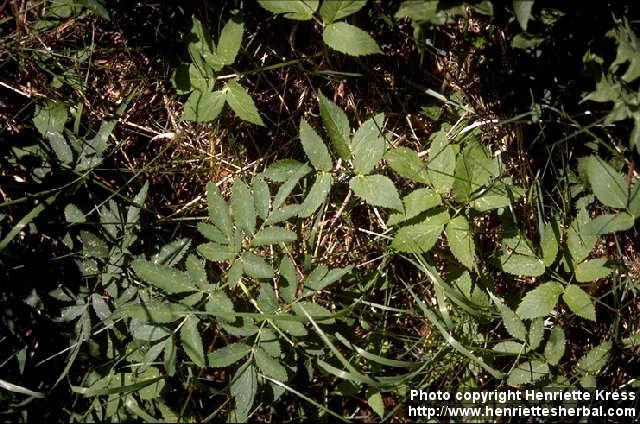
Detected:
left=507, top=360, right=549, bottom=386
left=258, top=329, right=282, bottom=357
left=322, top=22, right=381, bottom=56
left=180, top=315, right=205, bottom=367
left=262, top=159, right=307, bottom=182
left=349, top=174, right=403, bottom=211
left=131, top=259, right=196, bottom=293
left=297, top=172, right=333, bottom=218
left=164, top=338, right=177, bottom=376
left=208, top=343, right=251, bottom=368
left=427, top=130, right=457, bottom=193
left=126, top=181, right=149, bottom=225
left=275, top=317, right=307, bottom=336
left=395, top=0, right=466, bottom=26
left=198, top=242, right=237, bottom=262
left=254, top=347, right=287, bottom=381
left=279, top=256, right=299, bottom=303
left=470, top=180, right=524, bottom=212
left=252, top=176, right=271, bottom=219
left=528, top=317, right=545, bottom=350
left=577, top=341, right=611, bottom=375
left=391, top=209, right=449, bottom=253
left=197, top=222, right=229, bottom=245
left=563, top=285, right=596, bottom=321
left=231, top=179, right=256, bottom=235
left=48, top=132, right=73, bottom=164
left=544, top=327, right=566, bottom=366
left=492, top=341, right=528, bottom=355
left=445, top=215, right=475, bottom=270
left=241, top=252, right=274, bottom=279
left=257, top=283, right=278, bottom=313
left=384, top=147, right=430, bottom=184
left=585, top=213, right=634, bottom=234
left=492, top=296, right=527, bottom=342
left=33, top=100, right=68, bottom=135
left=500, top=233, right=545, bottom=277
left=257, top=0, right=318, bottom=20
left=516, top=281, right=564, bottom=319
left=132, top=324, right=170, bottom=342
left=574, top=258, right=612, bottom=283
left=351, top=113, right=386, bottom=175
left=205, top=290, right=235, bottom=322
left=387, top=188, right=441, bottom=226
left=273, top=162, right=312, bottom=210
left=305, top=264, right=349, bottom=290
left=513, top=0, right=534, bottom=31
left=186, top=255, right=208, bottom=290
left=299, top=119, right=333, bottom=172
left=126, top=301, right=187, bottom=324
left=80, top=231, right=109, bottom=258
left=64, top=203, right=85, bottom=224
left=629, top=182, right=640, bottom=217
left=292, top=302, right=335, bottom=324
left=318, top=92, right=351, bottom=160
left=152, top=239, right=191, bottom=266
left=452, top=142, right=497, bottom=202
left=319, top=0, right=367, bottom=23
left=187, top=17, right=215, bottom=71
left=225, top=80, right=264, bottom=126
left=230, top=362, right=258, bottom=422
left=540, top=221, right=559, bottom=266
left=586, top=156, right=628, bottom=209
left=367, top=390, right=385, bottom=418
left=567, top=209, right=598, bottom=264
left=181, top=90, right=225, bottom=122
left=252, top=226, right=297, bottom=246
left=216, top=16, right=244, bottom=67
left=206, top=182, right=233, bottom=241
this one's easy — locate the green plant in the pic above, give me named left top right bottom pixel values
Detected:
left=257, top=0, right=381, bottom=56
left=172, top=15, right=264, bottom=125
